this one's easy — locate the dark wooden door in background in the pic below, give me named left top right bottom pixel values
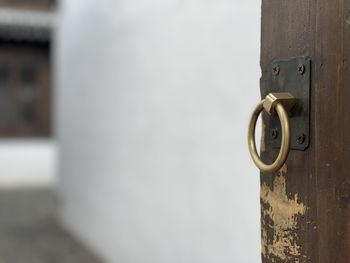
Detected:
left=0, top=42, right=50, bottom=137
left=260, top=0, right=350, bottom=262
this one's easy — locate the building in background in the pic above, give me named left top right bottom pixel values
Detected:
left=0, top=0, right=55, bottom=137
left=0, top=2, right=103, bottom=262
left=0, top=0, right=57, bottom=188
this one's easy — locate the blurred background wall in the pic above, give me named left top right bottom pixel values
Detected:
left=56, top=0, right=261, bottom=262
left=0, top=0, right=57, bottom=189
left=0, top=140, right=56, bottom=187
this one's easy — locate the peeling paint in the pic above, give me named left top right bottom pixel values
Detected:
left=261, top=169, right=307, bottom=261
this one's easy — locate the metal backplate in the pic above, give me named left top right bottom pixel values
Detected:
left=267, top=57, right=311, bottom=151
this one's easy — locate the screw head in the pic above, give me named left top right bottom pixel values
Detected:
left=272, top=65, right=280, bottom=76
left=297, top=134, right=306, bottom=144
left=271, top=128, right=279, bottom=140
left=297, top=63, right=305, bottom=75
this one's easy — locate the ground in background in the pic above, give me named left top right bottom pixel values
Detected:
left=0, top=189, right=103, bottom=263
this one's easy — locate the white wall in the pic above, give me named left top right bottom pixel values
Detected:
left=0, top=140, right=57, bottom=188
left=56, top=1, right=261, bottom=262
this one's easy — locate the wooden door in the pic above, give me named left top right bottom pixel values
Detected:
left=259, top=0, right=350, bottom=262
left=0, top=42, right=51, bottom=137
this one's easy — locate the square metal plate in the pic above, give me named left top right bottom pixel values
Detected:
left=267, top=57, right=311, bottom=151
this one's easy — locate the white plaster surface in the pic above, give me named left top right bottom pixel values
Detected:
left=0, top=140, right=57, bottom=188
left=56, top=1, right=262, bottom=262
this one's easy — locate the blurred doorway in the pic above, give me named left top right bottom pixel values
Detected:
left=0, top=0, right=53, bottom=137
left=0, top=1, right=103, bottom=262
left=0, top=42, right=50, bottom=137
left=0, top=0, right=55, bottom=188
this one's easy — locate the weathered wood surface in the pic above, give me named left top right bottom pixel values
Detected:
left=260, top=0, right=350, bottom=262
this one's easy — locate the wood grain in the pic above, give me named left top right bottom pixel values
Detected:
left=260, top=0, right=350, bottom=262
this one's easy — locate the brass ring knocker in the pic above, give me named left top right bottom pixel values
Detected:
left=248, top=93, right=296, bottom=173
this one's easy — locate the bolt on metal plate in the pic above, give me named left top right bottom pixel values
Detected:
left=266, top=57, right=311, bottom=151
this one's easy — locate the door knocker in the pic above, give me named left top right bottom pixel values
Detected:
left=248, top=93, right=296, bottom=173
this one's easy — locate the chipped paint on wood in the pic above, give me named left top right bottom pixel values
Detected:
left=261, top=168, right=307, bottom=261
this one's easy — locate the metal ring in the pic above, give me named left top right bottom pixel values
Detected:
left=248, top=99, right=291, bottom=173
